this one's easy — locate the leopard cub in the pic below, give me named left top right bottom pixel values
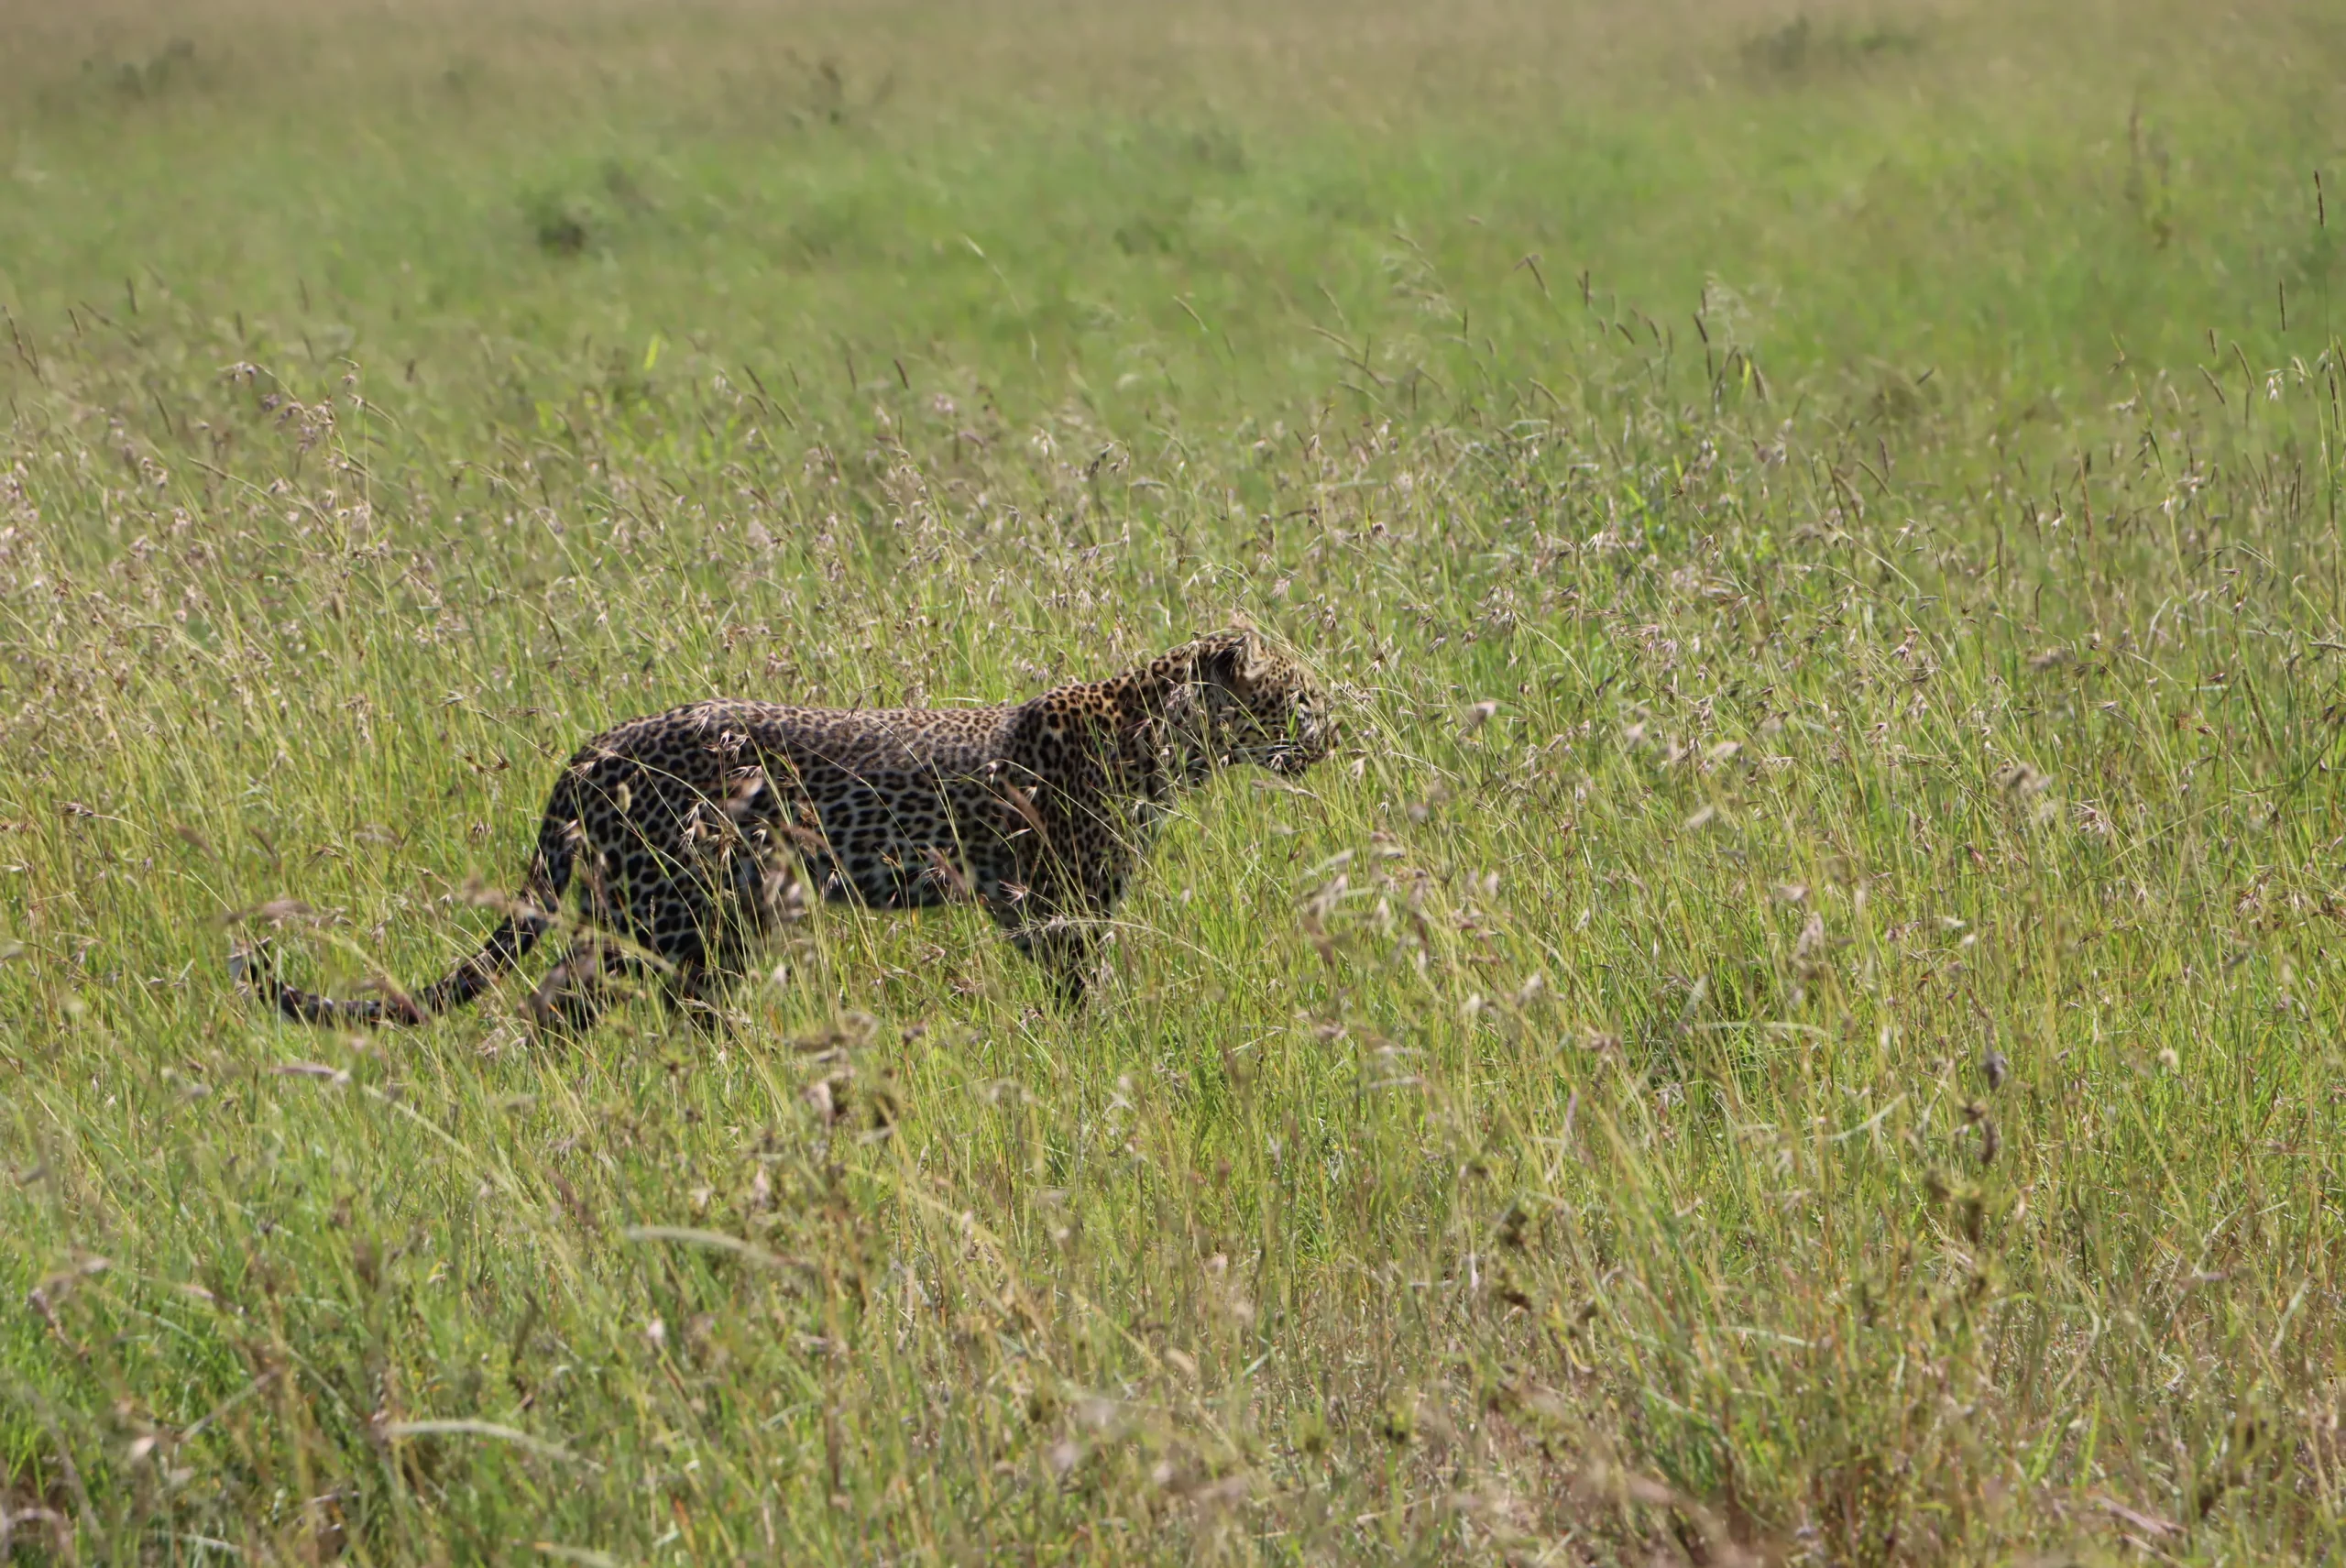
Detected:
left=236, top=629, right=1333, bottom=1028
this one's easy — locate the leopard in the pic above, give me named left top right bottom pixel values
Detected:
left=235, top=628, right=1333, bottom=1030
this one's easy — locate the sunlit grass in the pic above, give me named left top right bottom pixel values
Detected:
left=3, top=0, right=2346, bottom=1561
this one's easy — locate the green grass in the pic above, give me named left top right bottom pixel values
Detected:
left=4, top=0, right=2346, bottom=1560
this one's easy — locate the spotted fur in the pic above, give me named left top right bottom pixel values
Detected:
left=235, top=630, right=1332, bottom=1028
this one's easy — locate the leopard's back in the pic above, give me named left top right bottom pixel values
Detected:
left=564, top=700, right=1025, bottom=922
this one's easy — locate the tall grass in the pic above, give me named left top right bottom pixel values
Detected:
left=4, top=0, right=2346, bottom=1560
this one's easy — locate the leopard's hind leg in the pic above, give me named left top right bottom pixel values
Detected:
left=662, top=826, right=809, bottom=1034
left=663, top=876, right=802, bottom=1035
left=991, top=900, right=1102, bottom=1010
left=526, top=938, right=633, bottom=1035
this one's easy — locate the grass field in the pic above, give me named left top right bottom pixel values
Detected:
left=4, top=0, right=2346, bottom=1560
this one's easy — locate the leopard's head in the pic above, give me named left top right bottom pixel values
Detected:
left=1160, top=630, right=1334, bottom=781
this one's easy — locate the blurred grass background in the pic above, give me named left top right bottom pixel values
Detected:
left=4, top=0, right=2337, bottom=440
left=3, top=0, right=2346, bottom=1562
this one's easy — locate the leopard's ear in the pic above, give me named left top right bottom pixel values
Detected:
left=1193, top=629, right=1259, bottom=689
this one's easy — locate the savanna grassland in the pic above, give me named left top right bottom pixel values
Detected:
left=3, top=0, right=2346, bottom=1560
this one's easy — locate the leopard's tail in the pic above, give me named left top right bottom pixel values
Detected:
left=235, top=773, right=583, bottom=1027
